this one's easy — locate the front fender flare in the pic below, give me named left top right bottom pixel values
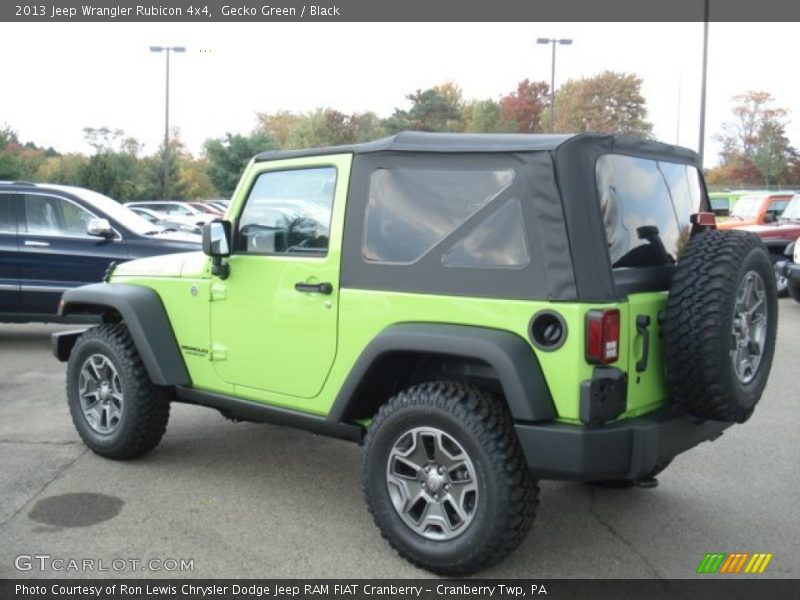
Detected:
left=56, top=283, right=190, bottom=386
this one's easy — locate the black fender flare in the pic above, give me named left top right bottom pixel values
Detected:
left=53, top=283, right=191, bottom=386
left=328, top=323, right=556, bottom=424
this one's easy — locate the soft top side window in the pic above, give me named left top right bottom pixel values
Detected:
left=363, top=168, right=514, bottom=264
left=596, top=155, right=702, bottom=269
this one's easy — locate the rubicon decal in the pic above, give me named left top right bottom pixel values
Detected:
left=696, top=552, right=773, bottom=574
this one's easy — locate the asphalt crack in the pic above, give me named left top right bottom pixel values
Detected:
left=588, top=487, right=664, bottom=579
left=0, top=446, right=88, bottom=531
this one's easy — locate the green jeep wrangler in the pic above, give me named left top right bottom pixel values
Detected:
left=52, top=132, right=778, bottom=574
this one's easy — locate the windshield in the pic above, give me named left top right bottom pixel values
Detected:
left=47, top=185, right=160, bottom=235
left=781, top=196, right=800, bottom=221
left=730, top=195, right=764, bottom=219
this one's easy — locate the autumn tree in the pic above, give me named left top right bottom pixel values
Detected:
left=257, top=111, right=306, bottom=148
left=0, top=125, right=50, bottom=180
left=499, top=79, right=550, bottom=133
left=712, top=91, right=792, bottom=186
left=553, top=71, right=652, bottom=137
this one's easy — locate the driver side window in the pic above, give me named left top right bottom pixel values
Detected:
left=23, top=194, right=94, bottom=237
left=237, top=167, right=336, bottom=256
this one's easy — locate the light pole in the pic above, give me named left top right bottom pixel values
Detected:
left=698, top=0, right=710, bottom=165
left=537, top=37, right=572, bottom=133
left=150, top=45, right=186, bottom=200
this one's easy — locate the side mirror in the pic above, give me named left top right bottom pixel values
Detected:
left=202, top=220, right=232, bottom=279
left=87, top=218, right=115, bottom=239
left=763, top=211, right=776, bottom=223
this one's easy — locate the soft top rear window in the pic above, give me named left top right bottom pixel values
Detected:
left=596, top=154, right=702, bottom=269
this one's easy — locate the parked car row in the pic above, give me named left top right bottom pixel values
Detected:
left=0, top=182, right=202, bottom=323
left=124, top=200, right=228, bottom=232
left=711, top=191, right=798, bottom=296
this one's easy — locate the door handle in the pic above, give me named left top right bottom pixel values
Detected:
left=635, top=314, right=651, bottom=373
left=294, top=281, right=333, bottom=295
left=24, top=240, right=50, bottom=247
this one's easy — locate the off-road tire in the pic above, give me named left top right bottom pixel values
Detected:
left=664, top=230, right=777, bottom=423
left=789, top=279, right=800, bottom=303
left=361, top=381, right=538, bottom=575
left=67, top=324, right=171, bottom=459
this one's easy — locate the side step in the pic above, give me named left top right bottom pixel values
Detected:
left=174, top=387, right=364, bottom=442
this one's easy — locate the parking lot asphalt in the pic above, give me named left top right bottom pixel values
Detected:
left=1, top=301, right=799, bottom=580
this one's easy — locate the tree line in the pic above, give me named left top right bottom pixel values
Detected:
left=3, top=71, right=795, bottom=201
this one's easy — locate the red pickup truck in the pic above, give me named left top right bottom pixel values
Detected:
left=735, top=194, right=800, bottom=295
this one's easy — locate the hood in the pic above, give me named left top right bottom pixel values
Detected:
left=113, top=251, right=209, bottom=279
left=738, top=222, right=800, bottom=237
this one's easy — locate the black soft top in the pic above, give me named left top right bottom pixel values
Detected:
left=254, top=131, right=700, bottom=167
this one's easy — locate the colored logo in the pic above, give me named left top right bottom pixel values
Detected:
left=696, top=552, right=773, bottom=574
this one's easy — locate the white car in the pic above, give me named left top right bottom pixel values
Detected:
left=125, top=201, right=212, bottom=226
left=127, top=206, right=202, bottom=234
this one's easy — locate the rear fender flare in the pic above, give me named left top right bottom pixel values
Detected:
left=328, top=323, right=556, bottom=424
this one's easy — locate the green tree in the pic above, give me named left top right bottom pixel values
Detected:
left=36, top=153, right=88, bottom=186
left=752, top=121, right=789, bottom=187
left=78, top=127, right=141, bottom=201
left=385, top=82, right=464, bottom=133
left=462, top=99, right=508, bottom=133
left=553, top=71, right=653, bottom=137
left=204, top=131, right=275, bottom=197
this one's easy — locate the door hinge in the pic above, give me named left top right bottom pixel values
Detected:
left=210, top=344, right=227, bottom=361
left=210, top=282, right=227, bottom=301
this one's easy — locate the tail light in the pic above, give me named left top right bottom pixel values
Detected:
left=586, top=309, right=620, bottom=365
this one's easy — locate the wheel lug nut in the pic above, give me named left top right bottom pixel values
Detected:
left=438, top=466, right=446, bottom=474
left=444, top=484, right=451, bottom=492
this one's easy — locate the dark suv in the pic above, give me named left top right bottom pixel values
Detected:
left=0, top=182, right=200, bottom=323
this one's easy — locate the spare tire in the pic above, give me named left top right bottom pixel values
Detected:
left=664, top=230, right=777, bottom=423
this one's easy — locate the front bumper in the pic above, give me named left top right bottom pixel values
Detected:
left=515, top=407, right=732, bottom=481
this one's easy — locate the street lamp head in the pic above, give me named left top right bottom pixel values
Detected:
left=149, top=46, right=164, bottom=53
left=558, top=39, right=573, bottom=45
left=172, top=47, right=187, bottom=53
left=536, top=38, right=551, bottom=44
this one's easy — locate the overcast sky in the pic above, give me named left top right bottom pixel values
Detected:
left=0, top=21, right=797, bottom=167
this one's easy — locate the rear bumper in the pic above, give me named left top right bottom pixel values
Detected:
left=515, top=407, right=732, bottom=481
